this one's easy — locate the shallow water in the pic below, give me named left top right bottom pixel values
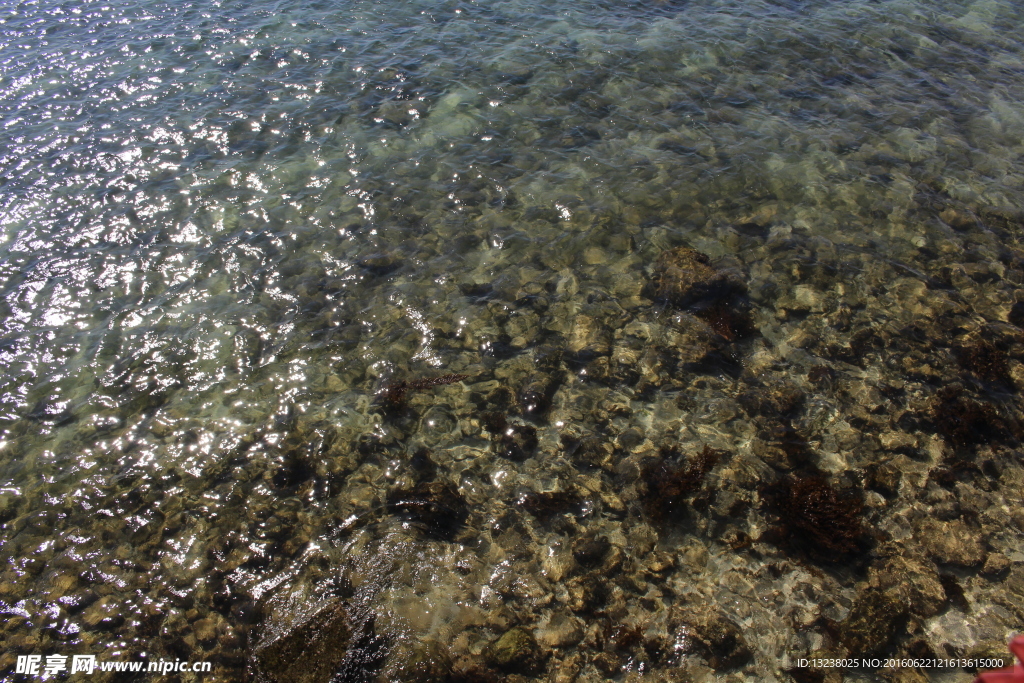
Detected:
left=2, top=0, right=1024, bottom=680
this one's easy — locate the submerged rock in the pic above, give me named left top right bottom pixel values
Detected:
left=571, top=535, right=610, bottom=568
left=519, top=373, right=561, bottom=418
left=567, top=314, right=612, bottom=361
left=537, top=611, right=583, bottom=649
left=671, top=605, right=752, bottom=670
left=409, top=447, right=439, bottom=482
left=253, top=600, right=348, bottom=683
left=871, top=555, right=947, bottom=617
left=1008, top=300, right=1024, bottom=329
left=640, top=444, right=720, bottom=522
left=646, top=246, right=742, bottom=307
left=448, top=656, right=501, bottom=683
left=357, top=252, right=402, bottom=276
left=752, top=421, right=812, bottom=471
left=560, top=432, right=615, bottom=471
left=391, top=640, right=453, bottom=682
left=937, top=387, right=1007, bottom=446
left=518, top=489, right=584, bottom=521
left=693, top=299, right=756, bottom=341
left=564, top=574, right=610, bottom=613
left=486, top=626, right=543, bottom=674
left=915, top=518, right=986, bottom=567
left=386, top=481, right=469, bottom=541
left=839, top=588, right=908, bottom=656
left=738, top=382, right=805, bottom=419
left=252, top=599, right=385, bottom=683
left=930, top=385, right=1011, bottom=447
left=662, top=314, right=721, bottom=367
left=980, top=552, right=1011, bottom=578
left=762, top=474, right=866, bottom=562
left=955, top=339, right=1012, bottom=386
left=496, top=423, right=539, bottom=461
left=375, top=373, right=468, bottom=416
left=864, top=461, right=903, bottom=498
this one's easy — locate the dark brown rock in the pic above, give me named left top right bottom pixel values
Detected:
left=693, top=300, right=755, bottom=341
left=560, top=433, right=614, bottom=471
left=571, top=536, right=610, bottom=567
left=392, top=640, right=453, bottom=683
left=1008, top=301, right=1024, bottom=328
left=564, top=574, right=609, bottom=613
left=449, top=655, right=501, bottom=682
left=752, top=421, right=812, bottom=471
left=357, top=252, right=402, bottom=276
left=980, top=552, right=1011, bottom=578
left=592, top=651, right=624, bottom=677
left=375, top=373, right=468, bottom=415
left=647, top=246, right=740, bottom=307
left=387, top=481, right=468, bottom=540
left=495, top=423, right=538, bottom=461
left=839, top=588, right=908, bottom=656
left=252, top=600, right=351, bottom=683
left=955, top=339, right=1012, bottom=386
left=519, top=373, right=560, bottom=418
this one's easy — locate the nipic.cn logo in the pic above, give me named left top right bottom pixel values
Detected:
left=14, top=654, right=212, bottom=676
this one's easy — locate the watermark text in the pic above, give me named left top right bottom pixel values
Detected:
left=15, top=654, right=211, bottom=676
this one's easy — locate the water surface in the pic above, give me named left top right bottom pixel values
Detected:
left=2, top=0, right=1024, bottom=680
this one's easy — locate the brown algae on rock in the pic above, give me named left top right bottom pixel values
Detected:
left=762, top=474, right=867, bottom=562
left=640, top=444, right=721, bottom=522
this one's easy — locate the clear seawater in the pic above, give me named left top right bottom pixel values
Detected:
left=2, top=0, right=1024, bottom=680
